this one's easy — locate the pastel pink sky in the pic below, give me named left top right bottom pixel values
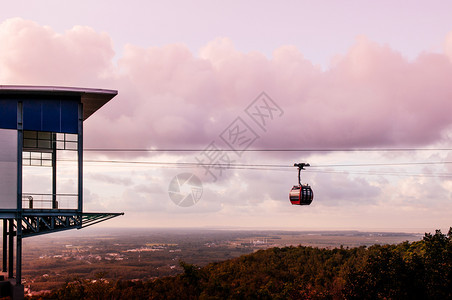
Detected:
left=1, top=18, right=452, bottom=150
left=1, top=1, right=452, bottom=231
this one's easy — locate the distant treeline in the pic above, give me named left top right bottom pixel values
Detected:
left=32, top=228, right=452, bottom=299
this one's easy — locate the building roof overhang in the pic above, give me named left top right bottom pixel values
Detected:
left=0, top=85, right=117, bottom=120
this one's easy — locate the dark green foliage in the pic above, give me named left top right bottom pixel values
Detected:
left=31, top=228, right=452, bottom=300
left=343, top=228, right=452, bottom=299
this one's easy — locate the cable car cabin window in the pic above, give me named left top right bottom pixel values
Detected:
left=289, top=185, right=313, bottom=206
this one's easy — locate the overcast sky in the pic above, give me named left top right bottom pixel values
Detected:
left=1, top=1, right=452, bottom=232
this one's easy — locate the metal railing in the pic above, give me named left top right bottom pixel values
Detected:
left=22, top=193, right=78, bottom=210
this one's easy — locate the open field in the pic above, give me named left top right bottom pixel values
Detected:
left=17, top=228, right=423, bottom=293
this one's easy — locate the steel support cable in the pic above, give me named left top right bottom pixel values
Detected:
left=54, top=159, right=452, bottom=178
left=66, top=159, right=452, bottom=169
left=306, top=169, right=452, bottom=178
left=84, top=148, right=452, bottom=152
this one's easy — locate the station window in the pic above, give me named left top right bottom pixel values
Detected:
left=56, top=133, right=78, bottom=150
left=23, top=130, right=77, bottom=151
left=22, top=151, right=52, bottom=167
left=22, top=130, right=78, bottom=166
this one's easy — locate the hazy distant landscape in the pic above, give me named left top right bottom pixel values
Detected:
left=21, top=228, right=423, bottom=294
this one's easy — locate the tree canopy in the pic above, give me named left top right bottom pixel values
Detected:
left=34, top=228, right=452, bottom=299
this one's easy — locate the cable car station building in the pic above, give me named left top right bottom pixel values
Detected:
left=0, top=86, right=123, bottom=299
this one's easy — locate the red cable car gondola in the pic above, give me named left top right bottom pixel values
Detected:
left=289, top=163, right=313, bottom=205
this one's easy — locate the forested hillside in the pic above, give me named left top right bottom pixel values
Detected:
left=34, top=228, right=452, bottom=299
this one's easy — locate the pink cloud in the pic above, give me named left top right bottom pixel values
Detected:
left=1, top=18, right=452, bottom=152
left=445, top=31, right=452, bottom=62
left=0, top=18, right=114, bottom=86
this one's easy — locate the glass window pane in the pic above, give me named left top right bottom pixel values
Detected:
left=24, top=139, right=37, bottom=148
left=42, top=153, right=52, bottom=160
left=56, top=141, right=65, bottom=150
left=42, top=160, right=52, bottom=167
left=31, top=152, right=41, bottom=159
left=24, top=131, right=37, bottom=139
left=38, top=132, right=51, bottom=140
left=65, top=134, right=78, bottom=142
left=56, top=133, right=65, bottom=141
left=65, top=142, right=78, bottom=150
left=31, top=159, right=41, bottom=166
left=38, top=140, right=51, bottom=149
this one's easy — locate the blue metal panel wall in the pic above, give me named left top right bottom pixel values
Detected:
left=61, top=100, right=79, bottom=133
left=22, top=97, right=79, bottom=133
left=0, top=100, right=18, bottom=129
left=23, top=101, right=41, bottom=130
left=41, top=100, right=60, bottom=132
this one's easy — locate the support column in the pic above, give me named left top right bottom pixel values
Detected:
left=8, top=220, right=13, bottom=279
left=52, top=133, right=57, bottom=209
left=15, top=219, right=21, bottom=285
left=17, top=102, right=23, bottom=212
left=78, top=103, right=83, bottom=225
left=2, top=219, right=6, bottom=272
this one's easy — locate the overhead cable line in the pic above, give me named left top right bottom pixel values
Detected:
left=77, top=159, right=452, bottom=168
left=66, top=159, right=452, bottom=168
left=84, top=148, right=452, bottom=152
left=78, top=160, right=292, bottom=171
left=53, top=158, right=452, bottom=178
left=310, top=169, right=452, bottom=178
left=311, top=161, right=452, bottom=167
